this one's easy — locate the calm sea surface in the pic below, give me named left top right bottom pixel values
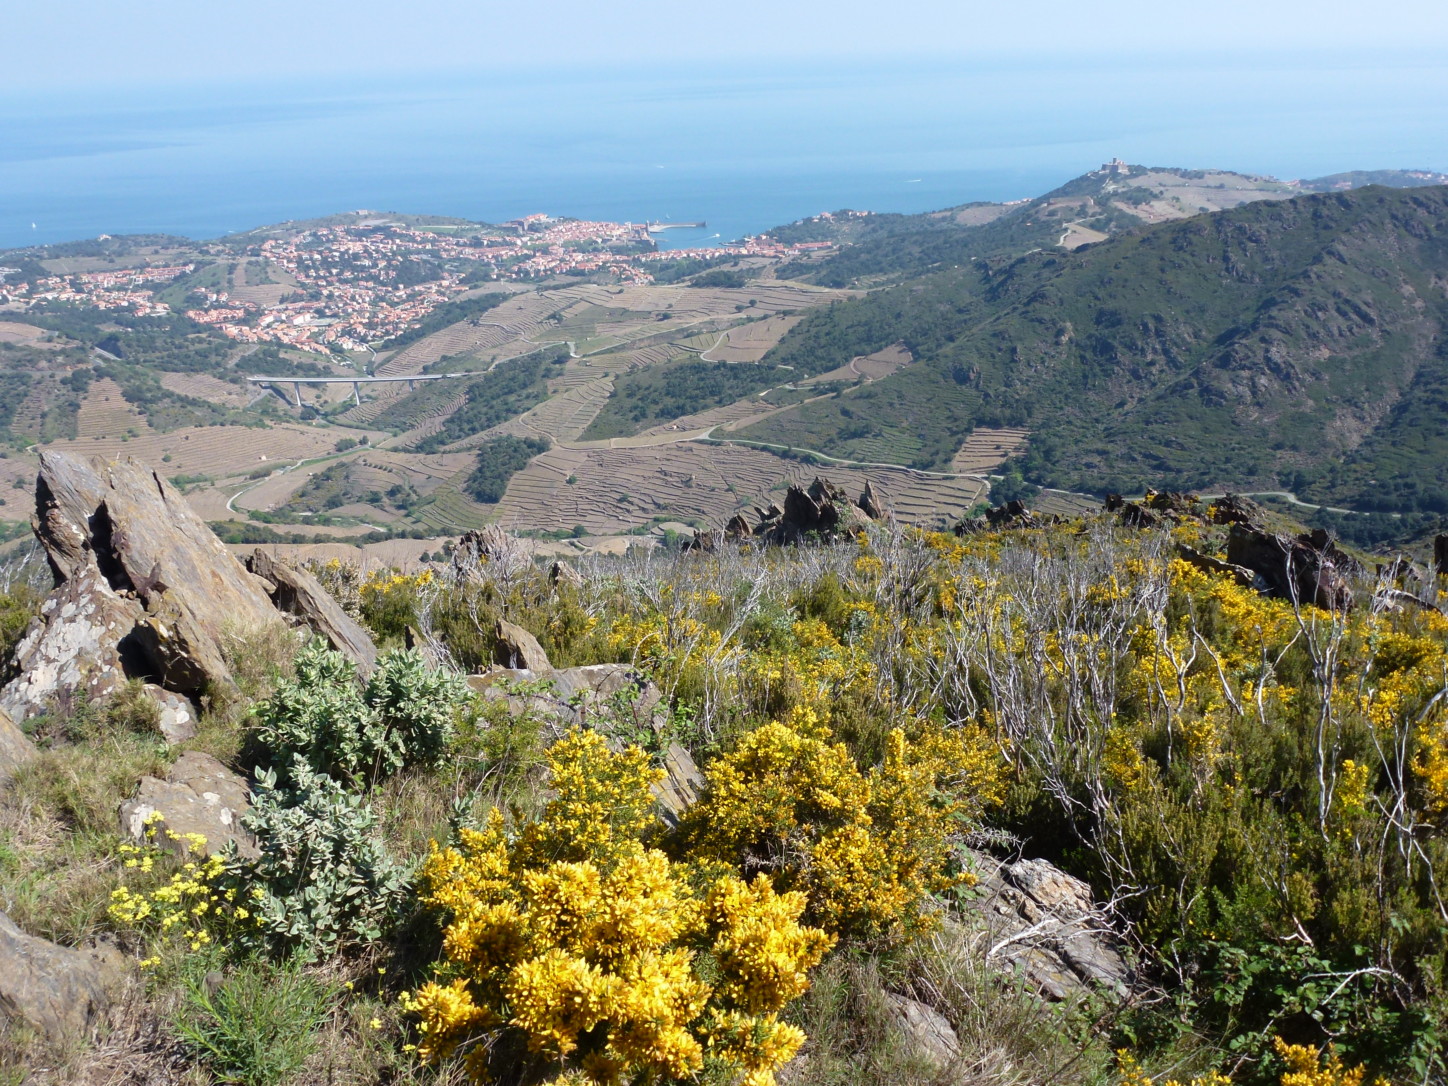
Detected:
left=1, top=52, right=1444, bottom=251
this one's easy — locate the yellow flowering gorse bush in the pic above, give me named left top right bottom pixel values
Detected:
left=405, top=729, right=835, bottom=1086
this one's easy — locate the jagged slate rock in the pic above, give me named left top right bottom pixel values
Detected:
left=246, top=549, right=377, bottom=676
left=548, top=559, right=585, bottom=589
left=0, top=706, right=37, bottom=785
left=494, top=619, right=551, bottom=672
left=0, top=910, right=124, bottom=1044
left=1211, top=493, right=1264, bottom=525
left=652, top=742, right=705, bottom=827
left=1435, top=535, right=1448, bottom=579
left=985, top=499, right=1036, bottom=529
left=142, top=684, right=196, bottom=745
left=782, top=484, right=824, bottom=537
left=470, top=664, right=661, bottom=729
left=1175, top=544, right=1255, bottom=588
left=858, top=480, right=886, bottom=520
left=454, top=525, right=530, bottom=575
left=118, top=751, right=256, bottom=859
left=31, top=453, right=284, bottom=695
left=681, top=530, right=717, bottom=553
left=956, top=849, right=1131, bottom=1001
left=886, top=994, right=960, bottom=1070
left=0, top=568, right=145, bottom=723
left=1227, top=523, right=1355, bottom=611
left=723, top=514, right=751, bottom=541
left=1005, top=858, right=1095, bottom=915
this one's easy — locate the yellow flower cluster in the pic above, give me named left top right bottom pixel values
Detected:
left=405, top=729, right=834, bottom=1086
left=108, top=817, right=251, bottom=955
left=1118, top=1038, right=1374, bottom=1086
left=360, top=567, right=436, bottom=599
left=684, top=719, right=1001, bottom=942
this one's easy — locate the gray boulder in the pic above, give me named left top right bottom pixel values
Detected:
left=143, top=684, right=197, bottom=745
left=886, top=993, right=960, bottom=1071
left=4, top=452, right=286, bottom=716
left=652, top=742, right=705, bottom=827
left=0, top=910, right=124, bottom=1045
left=0, top=569, right=144, bottom=723
left=494, top=618, right=552, bottom=672
left=0, top=706, right=36, bottom=785
left=470, top=663, right=661, bottom=731
left=118, top=751, right=256, bottom=859
left=959, top=851, right=1131, bottom=1001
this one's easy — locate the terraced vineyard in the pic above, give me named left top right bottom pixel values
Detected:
left=46, top=422, right=345, bottom=481
left=487, top=439, right=993, bottom=535
left=75, top=378, right=151, bottom=439
left=950, top=427, right=1030, bottom=472
left=159, top=372, right=255, bottom=408
left=698, top=314, right=803, bottom=361
left=472, top=378, right=614, bottom=446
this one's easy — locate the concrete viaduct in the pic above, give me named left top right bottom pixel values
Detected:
left=247, top=372, right=470, bottom=407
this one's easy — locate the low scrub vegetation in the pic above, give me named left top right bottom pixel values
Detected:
left=3, top=511, right=1446, bottom=1085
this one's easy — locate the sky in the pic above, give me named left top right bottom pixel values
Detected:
left=7, top=0, right=1448, bottom=90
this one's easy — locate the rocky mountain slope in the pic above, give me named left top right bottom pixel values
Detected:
left=740, top=184, right=1448, bottom=513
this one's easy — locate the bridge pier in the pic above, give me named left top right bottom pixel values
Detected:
left=407, top=379, right=416, bottom=392
left=293, top=382, right=303, bottom=408
left=352, top=382, right=361, bottom=406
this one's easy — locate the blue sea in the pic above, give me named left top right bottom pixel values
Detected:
left=2, top=51, right=1445, bottom=251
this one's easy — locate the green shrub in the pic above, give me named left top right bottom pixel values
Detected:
left=236, top=758, right=409, bottom=960
left=253, top=638, right=466, bottom=786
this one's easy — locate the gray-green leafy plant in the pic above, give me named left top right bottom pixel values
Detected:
left=255, top=637, right=467, bottom=785
left=236, top=757, right=408, bottom=960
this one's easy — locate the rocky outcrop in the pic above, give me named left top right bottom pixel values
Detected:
left=470, top=663, right=662, bottom=730
left=1, top=453, right=286, bottom=724
left=118, top=751, right=256, bottom=859
left=453, top=525, right=530, bottom=575
left=246, top=549, right=377, bottom=676
left=652, top=742, right=704, bottom=827
left=858, top=480, right=887, bottom=521
left=1227, top=523, right=1359, bottom=611
left=494, top=619, right=552, bottom=672
left=0, top=706, right=36, bottom=785
left=749, top=477, right=881, bottom=545
left=0, top=911, right=125, bottom=1045
left=1436, top=534, right=1448, bottom=579
left=959, top=852, right=1131, bottom=1001
left=886, top=994, right=960, bottom=1071
left=955, top=499, right=1060, bottom=534
left=0, top=569, right=145, bottom=723
left=1175, top=543, right=1254, bottom=588
left=548, top=560, right=584, bottom=590
left=681, top=530, right=717, bottom=553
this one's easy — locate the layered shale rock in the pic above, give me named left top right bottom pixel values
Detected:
left=246, top=549, right=378, bottom=676
left=2, top=453, right=286, bottom=722
left=0, top=911, right=126, bottom=1045
left=0, top=454, right=384, bottom=728
left=117, top=751, right=256, bottom=860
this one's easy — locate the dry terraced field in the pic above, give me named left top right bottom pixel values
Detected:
left=949, top=427, right=1030, bottom=473
left=75, top=379, right=151, bottom=439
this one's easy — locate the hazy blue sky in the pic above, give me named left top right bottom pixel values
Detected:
left=8, top=0, right=1448, bottom=89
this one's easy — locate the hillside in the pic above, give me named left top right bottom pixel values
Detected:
left=1, top=457, right=1446, bottom=1086
left=737, top=184, right=1448, bottom=516
left=773, top=163, right=1448, bottom=288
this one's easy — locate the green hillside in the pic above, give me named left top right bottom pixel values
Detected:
left=741, top=185, right=1448, bottom=513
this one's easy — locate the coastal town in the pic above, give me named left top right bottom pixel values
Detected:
left=0, top=212, right=838, bottom=354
